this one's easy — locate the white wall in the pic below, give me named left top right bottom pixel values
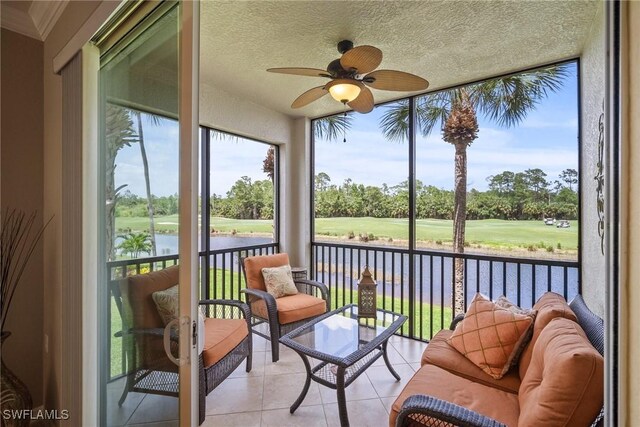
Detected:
left=199, top=81, right=292, bottom=145
left=580, top=2, right=606, bottom=317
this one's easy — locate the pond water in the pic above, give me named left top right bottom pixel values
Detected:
left=142, top=234, right=578, bottom=310
left=152, top=234, right=274, bottom=254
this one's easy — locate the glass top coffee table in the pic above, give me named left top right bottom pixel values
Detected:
left=279, top=304, right=407, bottom=427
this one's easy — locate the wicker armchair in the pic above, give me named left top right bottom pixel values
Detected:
left=112, top=265, right=252, bottom=425
left=241, top=253, right=329, bottom=362
left=394, top=294, right=605, bottom=427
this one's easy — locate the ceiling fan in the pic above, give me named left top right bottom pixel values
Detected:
left=267, top=40, right=429, bottom=113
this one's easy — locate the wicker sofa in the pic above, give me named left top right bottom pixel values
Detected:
left=391, top=293, right=604, bottom=427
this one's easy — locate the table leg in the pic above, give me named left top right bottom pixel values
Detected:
left=336, top=365, right=350, bottom=427
left=382, top=341, right=401, bottom=381
left=290, top=352, right=312, bottom=414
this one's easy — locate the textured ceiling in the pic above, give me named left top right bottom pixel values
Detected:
left=200, top=0, right=598, bottom=119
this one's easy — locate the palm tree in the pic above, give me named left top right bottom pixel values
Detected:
left=105, top=104, right=137, bottom=261
left=133, top=110, right=161, bottom=256
left=117, top=232, right=153, bottom=259
left=379, top=64, right=570, bottom=315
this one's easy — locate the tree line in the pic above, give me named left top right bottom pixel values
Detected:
left=314, top=168, right=578, bottom=220
left=116, top=167, right=578, bottom=222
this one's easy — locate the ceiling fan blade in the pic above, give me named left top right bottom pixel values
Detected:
left=348, top=84, right=374, bottom=113
left=364, top=70, right=430, bottom=91
left=340, top=45, right=382, bottom=74
left=291, top=86, right=329, bottom=108
left=267, top=67, right=332, bottom=78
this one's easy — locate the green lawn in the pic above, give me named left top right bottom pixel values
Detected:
left=116, top=215, right=578, bottom=251
left=109, top=268, right=451, bottom=378
left=316, top=217, right=578, bottom=250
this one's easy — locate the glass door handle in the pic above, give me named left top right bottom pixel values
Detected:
left=163, top=316, right=191, bottom=366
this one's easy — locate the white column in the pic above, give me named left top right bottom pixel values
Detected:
left=283, top=117, right=311, bottom=268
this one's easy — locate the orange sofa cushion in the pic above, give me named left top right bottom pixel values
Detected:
left=423, top=329, right=521, bottom=394
left=243, top=253, right=290, bottom=292
left=518, top=318, right=603, bottom=427
left=518, top=292, right=577, bottom=379
left=252, top=293, right=326, bottom=324
left=202, top=318, right=248, bottom=368
left=389, top=364, right=520, bottom=427
left=447, top=293, right=534, bottom=379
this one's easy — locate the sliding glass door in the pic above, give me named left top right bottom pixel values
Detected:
left=97, top=2, right=199, bottom=425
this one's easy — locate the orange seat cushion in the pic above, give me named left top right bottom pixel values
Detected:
left=389, top=364, right=520, bottom=427
left=518, top=292, right=577, bottom=379
left=243, top=253, right=290, bottom=292
left=202, top=318, right=248, bottom=368
left=252, top=293, right=326, bottom=325
left=518, top=317, right=603, bottom=427
left=422, top=329, right=521, bottom=394
left=447, top=293, right=534, bottom=379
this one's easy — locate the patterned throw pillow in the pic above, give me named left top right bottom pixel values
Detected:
left=495, top=295, right=534, bottom=316
left=495, top=295, right=537, bottom=369
left=151, top=284, right=205, bottom=354
left=261, top=265, right=298, bottom=298
left=447, top=293, right=535, bottom=379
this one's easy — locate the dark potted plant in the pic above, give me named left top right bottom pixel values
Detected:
left=1, top=209, right=51, bottom=426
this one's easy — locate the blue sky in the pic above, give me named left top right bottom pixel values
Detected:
left=116, top=62, right=578, bottom=196
left=316, top=62, right=579, bottom=192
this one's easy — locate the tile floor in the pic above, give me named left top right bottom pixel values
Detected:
left=107, top=334, right=427, bottom=427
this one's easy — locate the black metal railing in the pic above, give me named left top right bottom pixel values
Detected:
left=106, top=242, right=279, bottom=380
left=312, top=241, right=579, bottom=341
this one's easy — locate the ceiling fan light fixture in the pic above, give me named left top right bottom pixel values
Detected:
left=327, top=79, right=361, bottom=104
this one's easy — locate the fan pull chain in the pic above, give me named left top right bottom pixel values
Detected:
left=343, top=104, right=347, bottom=143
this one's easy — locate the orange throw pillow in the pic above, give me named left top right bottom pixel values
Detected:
left=447, top=293, right=534, bottom=379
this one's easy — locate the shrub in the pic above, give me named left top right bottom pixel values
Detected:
left=527, top=245, right=537, bottom=252
left=557, top=242, right=562, bottom=250
left=387, top=237, right=393, bottom=243
left=538, top=241, right=546, bottom=249
left=435, top=240, right=443, bottom=245
left=231, top=229, right=237, bottom=235
left=464, top=241, right=470, bottom=248
left=368, top=233, right=376, bottom=241
left=358, top=233, right=369, bottom=242
left=347, top=231, right=355, bottom=239
left=546, top=245, right=554, bottom=252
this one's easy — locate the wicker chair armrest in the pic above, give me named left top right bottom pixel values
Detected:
left=294, top=279, right=329, bottom=300
left=241, top=288, right=277, bottom=317
left=200, top=299, right=251, bottom=320
left=396, top=395, right=506, bottom=427
left=450, top=313, right=465, bottom=330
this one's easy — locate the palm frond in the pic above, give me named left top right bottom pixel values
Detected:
left=210, top=129, right=233, bottom=142
left=313, top=114, right=353, bottom=141
left=415, top=91, right=453, bottom=137
left=472, top=63, right=571, bottom=128
left=379, top=100, right=410, bottom=143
